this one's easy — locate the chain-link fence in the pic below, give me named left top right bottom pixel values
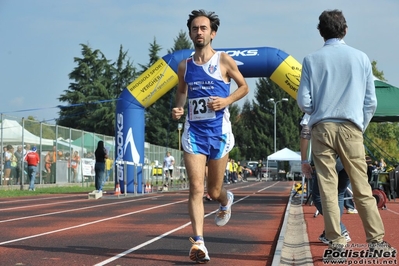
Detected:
left=0, top=114, right=185, bottom=190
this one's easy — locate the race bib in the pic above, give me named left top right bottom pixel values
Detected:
left=188, top=97, right=216, bottom=121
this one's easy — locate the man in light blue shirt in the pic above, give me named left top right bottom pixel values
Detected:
left=297, top=9, right=393, bottom=256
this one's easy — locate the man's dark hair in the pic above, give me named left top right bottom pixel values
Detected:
left=186, top=9, right=220, bottom=34
left=317, top=9, right=347, bottom=40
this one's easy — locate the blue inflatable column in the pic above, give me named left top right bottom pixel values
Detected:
left=115, top=89, right=144, bottom=193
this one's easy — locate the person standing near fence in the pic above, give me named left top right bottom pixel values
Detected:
left=94, top=141, right=108, bottom=192
left=70, top=151, right=80, bottom=183
left=172, top=9, right=249, bottom=263
left=45, top=146, right=57, bottom=183
left=10, top=147, right=18, bottom=184
left=256, top=159, right=263, bottom=182
left=50, top=146, right=57, bottom=183
left=25, top=146, right=39, bottom=191
left=163, top=151, right=175, bottom=179
left=104, top=156, right=113, bottom=184
left=3, top=145, right=13, bottom=186
left=14, top=145, right=23, bottom=185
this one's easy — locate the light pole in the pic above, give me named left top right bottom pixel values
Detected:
left=178, top=123, right=183, bottom=151
left=268, top=98, right=288, bottom=153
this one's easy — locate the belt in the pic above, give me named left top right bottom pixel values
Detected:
left=28, top=165, right=37, bottom=167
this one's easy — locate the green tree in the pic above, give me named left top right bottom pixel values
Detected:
left=244, top=77, right=302, bottom=161
left=234, top=100, right=256, bottom=160
left=138, top=38, right=161, bottom=72
left=113, top=45, right=138, bottom=96
left=24, top=116, right=56, bottom=140
left=364, top=60, right=399, bottom=166
left=372, top=60, right=386, bottom=82
left=229, top=103, right=242, bottom=161
left=58, top=44, right=136, bottom=136
left=167, top=30, right=193, bottom=53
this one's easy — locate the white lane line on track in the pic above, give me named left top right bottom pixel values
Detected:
left=0, top=195, right=164, bottom=224
left=386, top=208, right=399, bottom=215
left=0, top=194, right=82, bottom=204
left=0, top=198, right=188, bottom=246
left=94, top=182, right=280, bottom=266
left=0, top=198, right=88, bottom=211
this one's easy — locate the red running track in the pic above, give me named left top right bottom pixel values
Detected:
left=303, top=196, right=399, bottom=265
left=0, top=181, right=292, bottom=266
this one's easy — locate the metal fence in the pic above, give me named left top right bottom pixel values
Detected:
left=0, top=114, right=184, bottom=189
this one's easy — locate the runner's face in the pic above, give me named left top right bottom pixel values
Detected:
left=190, top=16, right=215, bottom=48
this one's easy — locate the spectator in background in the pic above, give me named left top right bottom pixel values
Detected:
left=94, top=141, right=108, bottom=192
left=225, top=158, right=231, bottom=184
left=14, top=145, right=23, bottom=185
left=23, top=143, right=31, bottom=156
left=23, top=144, right=31, bottom=164
left=104, top=156, right=113, bottom=184
left=44, top=146, right=57, bottom=183
left=10, top=146, right=18, bottom=184
left=378, top=158, right=387, bottom=172
left=231, top=159, right=238, bottom=183
left=50, top=146, right=57, bottom=183
left=237, top=161, right=243, bottom=182
left=242, top=163, right=250, bottom=182
left=3, top=145, right=13, bottom=186
left=256, top=159, right=263, bottom=182
left=44, top=149, right=52, bottom=183
left=70, top=151, right=81, bottom=183
left=163, top=151, right=175, bottom=179
left=25, top=146, right=40, bottom=191
left=228, top=158, right=233, bottom=183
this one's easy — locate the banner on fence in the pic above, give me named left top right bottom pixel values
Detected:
left=81, top=158, right=95, bottom=176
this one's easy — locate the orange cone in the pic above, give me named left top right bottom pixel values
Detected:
left=114, top=183, right=121, bottom=195
left=145, top=183, right=151, bottom=193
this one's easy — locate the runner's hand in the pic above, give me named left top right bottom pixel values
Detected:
left=208, top=96, right=228, bottom=111
left=172, top=107, right=184, bottom=120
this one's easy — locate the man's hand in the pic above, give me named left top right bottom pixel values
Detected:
left=302, top=163, right=313, bottom=179
left=207, top=96, right=228, bottom=111
left=172, top=107, right=184, bottom=120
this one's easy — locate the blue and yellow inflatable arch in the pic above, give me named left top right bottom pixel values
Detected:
left=116, top=47, right=301, bottom=193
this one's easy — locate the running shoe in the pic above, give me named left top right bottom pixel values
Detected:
left=319, top=231, right=351, bottom=244
left=347, top=208, right=358, bottom=214
left=342, top=230, right=351, bottom=242
left=215, top=191, right=234, bottom=226
left=369, top=241, right=396, bottom=257
left=318, top=232, right=330, bottom=244
left=189, top=237, right=210, bottom=263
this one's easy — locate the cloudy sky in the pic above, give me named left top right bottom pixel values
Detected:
left=1, top=0, right=398, bottom=124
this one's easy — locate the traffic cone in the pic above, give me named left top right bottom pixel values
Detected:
left=145, top=183, right=151, bottom=193
left=114, top=183, right=121, bottom=195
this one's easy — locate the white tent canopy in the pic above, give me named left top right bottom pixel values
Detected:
left=267, top=147, right=301, bottom=161
left=267, top=147, right=301, bottom=183
left=0, top=119, right=54, bottom=146
left=268, top=147, right=307, bottom=204
left=266, top=148, right=301, bottom=178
